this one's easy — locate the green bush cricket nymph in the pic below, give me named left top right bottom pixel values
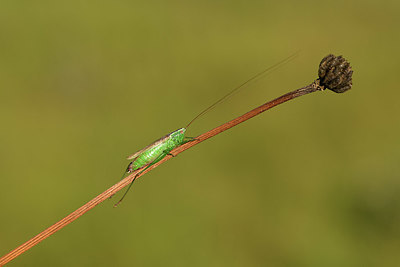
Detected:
left=114, top=53, right=298, bottom=207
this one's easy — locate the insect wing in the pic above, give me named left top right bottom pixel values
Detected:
left=127, top=133, right=171, bottom=160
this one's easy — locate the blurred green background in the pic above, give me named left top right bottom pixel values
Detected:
left=1, top=0, right=399, bottom=266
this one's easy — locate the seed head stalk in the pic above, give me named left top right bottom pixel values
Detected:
left=0, top=54, right=353, bottom=266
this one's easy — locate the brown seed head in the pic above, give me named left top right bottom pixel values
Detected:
left=318, top=54, right=353, bottom=93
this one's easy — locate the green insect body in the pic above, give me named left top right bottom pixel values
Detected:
left=114, top=128, right=189, bottom=206
left=126, top=128, right=187, bottom=173
left=114, top=53, right=298, bottom=206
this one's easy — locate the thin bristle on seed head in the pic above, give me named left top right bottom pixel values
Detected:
left=318, top=54, right=353, bottom=93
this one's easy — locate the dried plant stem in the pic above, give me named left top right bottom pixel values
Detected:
left=0, top=81, right=322, bottom=266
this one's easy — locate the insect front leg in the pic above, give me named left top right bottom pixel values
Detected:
left=166, top=150, right=176, bottom=157
left=183, top=136, right=198, bottom=144
left=167, top=139, right=196, bottom=157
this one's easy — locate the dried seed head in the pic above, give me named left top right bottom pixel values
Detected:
left=318, top=54, right=353, bottom=93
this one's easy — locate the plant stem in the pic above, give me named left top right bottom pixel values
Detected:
left=0, top=81, right=323, bottom=266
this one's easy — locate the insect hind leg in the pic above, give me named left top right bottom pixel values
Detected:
left=113, top=172, right=140, bottom=207
left=113, top=152, right=168, bottom=207
left=109, top=161, right=136, bottom=200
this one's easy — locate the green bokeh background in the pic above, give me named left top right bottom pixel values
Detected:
left=1, top=1, right=399, bottom=266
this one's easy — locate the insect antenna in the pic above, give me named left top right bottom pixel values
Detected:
left=185, top=51, right=300, bottom=129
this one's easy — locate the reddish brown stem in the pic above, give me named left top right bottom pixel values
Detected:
left=178, top=82, right=320, bottom=150
left=0, top=81, right=322, bottom=266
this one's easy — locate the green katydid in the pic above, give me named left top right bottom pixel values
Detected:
left=114, top=53, right=298, bottom=207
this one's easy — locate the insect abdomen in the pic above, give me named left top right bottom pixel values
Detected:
left=131, top=134, right=183, bottom=170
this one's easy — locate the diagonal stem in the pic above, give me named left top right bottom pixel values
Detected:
left=0, top=80, right=322, bottom=266
left=177, top=82, right=321, bottom=151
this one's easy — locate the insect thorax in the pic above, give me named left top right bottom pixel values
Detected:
left=170, top=128, right=186, bottom=144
